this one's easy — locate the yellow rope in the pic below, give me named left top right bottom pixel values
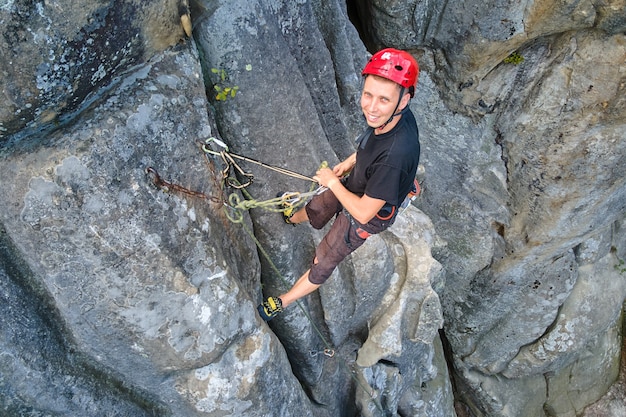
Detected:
left=227, top=190, right=314, bottom=213
left=222, top=161, right=328, bottom=217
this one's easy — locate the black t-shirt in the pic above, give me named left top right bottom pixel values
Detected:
left=345, top=109, right=420, bottom=208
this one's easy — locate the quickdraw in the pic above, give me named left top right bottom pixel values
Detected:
left=279, top=191, right=306, bottom=208
left=202, top=137, right=316, bottom=184
left=219, top=151, right=254, bottom=189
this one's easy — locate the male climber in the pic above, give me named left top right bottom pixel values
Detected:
left=258, top=48, right=421, bottom=321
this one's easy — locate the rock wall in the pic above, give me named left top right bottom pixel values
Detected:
left=0, top=0, right=624, bottom=416
left=355, top=0, right=626, bottom=415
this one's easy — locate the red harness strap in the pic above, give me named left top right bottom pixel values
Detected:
left=355, top=227, right=372, bottom=239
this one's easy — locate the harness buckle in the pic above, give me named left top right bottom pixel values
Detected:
left=355, top=227, right=371, bottom=239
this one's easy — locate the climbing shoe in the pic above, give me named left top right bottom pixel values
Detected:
left=257, top=296, right=283, bottom=321
left=277, top=192, right=298, bottom=226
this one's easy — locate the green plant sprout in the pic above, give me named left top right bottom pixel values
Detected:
left=610, top=246, right=626, bottom=275
left=211, top=68, right=239, bottom=101
left=503, top=51, right=524, bottom=65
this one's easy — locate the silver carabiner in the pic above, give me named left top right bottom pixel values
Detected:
left=309, top=348, right=335, bottom=358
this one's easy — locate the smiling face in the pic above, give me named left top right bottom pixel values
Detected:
left=360, top=75, right=411, bottom=134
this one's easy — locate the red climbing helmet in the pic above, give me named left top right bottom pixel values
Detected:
left=361, top=48, right=419, bottom=96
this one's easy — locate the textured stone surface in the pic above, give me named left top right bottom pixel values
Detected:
left=1, top=0, right=625, bottom=416
left=357, top=0, right=626, bottom=415
left=0, top=0, right=191, bottom=143
left=0, top=40, right=313, bottom=416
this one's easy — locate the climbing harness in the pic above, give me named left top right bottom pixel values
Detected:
left=344, top=177, right=422, bottom=241
left=400, top=177, right=421, bottom=213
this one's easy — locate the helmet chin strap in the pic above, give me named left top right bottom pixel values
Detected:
left=375, top=105, right=411, bottom=131
left=374, top=87, right=408, bottom=131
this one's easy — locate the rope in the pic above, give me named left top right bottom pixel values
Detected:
left=227, top=188, right=322, bottom=214
left=200, top=136, right=328, bottom=217
left=148, top=138, right=384, bottom=412
left=224, top=189, right=383, bottom=413
left=148, top=137, right=327, bottom=220
left=202, top=137, right=316, bottom=183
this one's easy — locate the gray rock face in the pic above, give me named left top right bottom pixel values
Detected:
left=0, top=42, right=309, bottom=416
left=0, top=0, right=192, bottom=143
left=1, top=0, right=625, bottom=416
left=361, top=0, right=626, bottom=415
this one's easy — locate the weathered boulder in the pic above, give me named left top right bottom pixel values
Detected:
left=0, top=0, right=192, bottom=142
left=356, top=0, right=626, bottom=116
